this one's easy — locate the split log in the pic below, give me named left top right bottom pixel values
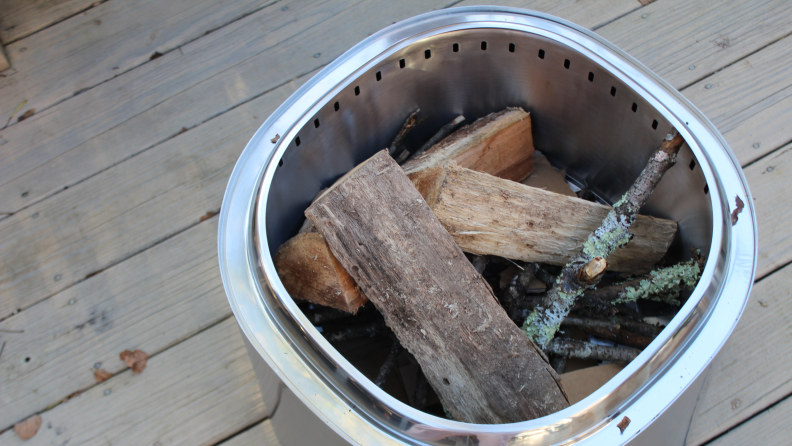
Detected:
left=421, top=162, right=677, bottom=274
left=523, top=133, right=686, bottom=348
left=402, top=107, right=535, bottom=192
left=275, top=108, right=536, bottom=313
left=306, top=150, right=568, bottom=423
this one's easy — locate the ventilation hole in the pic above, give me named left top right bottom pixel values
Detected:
left=652, top=119, right=658, bottom=130
left=704, top=184, right=709, bottom=194
left=25, top=357, right=30, bottom=363
left=354, top=86, right=360, bottom=96
left=399, top=58, right=405, bottom=69
left=588, top=72, right=594, bottom=82
left=278, top=159, right=283, bottom=167
left=334, top=101, right=339, bottom=112
left=689, top=159, right=696, bottom=170
left=538, top=49, right=545, bottom=59
left=481, top=41, right=487, bottom=51
left=314, top=118, right=320, bottom=128
left=631, top=103, right=638, bottom=113
left=376, top=71, right=381, bottom=81
left=610, top=86, right=617, bottom=96
left=295, top=136, right=301, bottom=146
left=443, top=378, right=450, bottom=385
left=564, top=59, right=570, bottom=69
left=508, top=43, right=515, bottom=53
left=425, top=49, right=431, bottom=59
left=453, top=43, right=459, bottom=52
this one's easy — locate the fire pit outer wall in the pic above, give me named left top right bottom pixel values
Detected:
left=218, top=7, right=757, bottom=445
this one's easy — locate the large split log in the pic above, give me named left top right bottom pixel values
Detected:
left=275, top=108, right=536, bottom=313
left=420, top=162, right=677, bottom=274
left=305, top=151, right=568, bottom=423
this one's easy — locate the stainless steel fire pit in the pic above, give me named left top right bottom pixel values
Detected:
left=218, top=6, right=757, bottom=445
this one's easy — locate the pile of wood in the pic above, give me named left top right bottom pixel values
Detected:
left=275, top=108, right=702, bottom=423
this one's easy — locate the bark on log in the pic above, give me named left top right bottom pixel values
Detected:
left=306, top=150, right=568, bottom=423
left=421, top=163, right=677, bottom=274
left=560, top=316, right=656, bottom=349
left=276, top=108, right=536, bottom=313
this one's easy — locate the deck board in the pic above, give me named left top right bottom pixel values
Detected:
left=0, top=0, right=96, bottom=44
left=0, top=317, right=280, bottom=446
left=0, top=0, right=791, bottom=444
left=0, top=0, right=268, bottom=129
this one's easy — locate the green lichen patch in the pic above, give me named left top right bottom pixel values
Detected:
left=613, top=260, right=701, bottom=305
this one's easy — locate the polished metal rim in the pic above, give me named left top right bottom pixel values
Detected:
left=219, top=7, right=757, bottom=445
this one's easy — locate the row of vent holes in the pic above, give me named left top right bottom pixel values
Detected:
left=288, top=41, right=705, bottom=190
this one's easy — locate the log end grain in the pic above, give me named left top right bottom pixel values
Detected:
left=274, top=230, right=366, bottom=313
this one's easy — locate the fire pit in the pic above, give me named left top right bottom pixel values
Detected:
left=218, top=6, right=756, bottom=445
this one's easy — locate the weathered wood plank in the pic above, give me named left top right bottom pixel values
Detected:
left=454, top=0, right=641, bottom=29
left=0, top=68, right=309, bottom=318
left=0, top=317, right=279, bottom=446
left=0, top=0, right=95, bottom=44
left=220, top=388, right=348, bottom=446
left=0, top=0, right=456, bottom=216
left=0, top=0, right=267, bottom=129
left=682, top=34, right=792, bottom=165
left=0, top=219, right=237, bottom=430
left=685, top=262, right=792, bottom=444
left=596, top=0, right=792, bottom=89
left=708, top=394, right=792, bottom=446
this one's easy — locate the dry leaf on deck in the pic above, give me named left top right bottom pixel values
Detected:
left=120, top=349, right=149, bottom=373
left=14, top=415, right=42, bottom=440
left=17, top=109, right=36, bottom=122
left=93, top=368, right=113, bottom=383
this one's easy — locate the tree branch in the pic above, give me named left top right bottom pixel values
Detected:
left=388, top=109, right=420, bottom=157
left=399, top=115, right=465, bottom=163
left=523, top=133, right=685, bottom=348
left=545, top=338, right=641, bottom=364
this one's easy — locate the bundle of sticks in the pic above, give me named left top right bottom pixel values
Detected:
left=275, top=107, right=702, bottom=423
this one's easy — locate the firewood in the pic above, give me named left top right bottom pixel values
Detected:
left=402, top=107, right=536, bottom=192
left=274, top=228, right=366, bottom=313
left=306, top=150, right=568, bottom=424
left=276, top=108, right=536, bottom=313
left=560, top=316, right=656, bottom=349
left=523, top=133, right=686, bottom=348
left=545, top=338, right=641, bottom=364
left=420, top=162, right=677, bottom=274
left=388, top=109, right=420, bottom=157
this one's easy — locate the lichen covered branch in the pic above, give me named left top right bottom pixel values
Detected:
left=545, top=338, right=641, bottom=364
left=522, top=133, right=685, bottom=348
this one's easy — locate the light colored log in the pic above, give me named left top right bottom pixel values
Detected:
left=306, top=151, right=568, bottom=424
left=274, top=228, right=365, bottom=313
left=425, top=162, right=677, bottom=274
left=403, top=107, right=535, bottom=193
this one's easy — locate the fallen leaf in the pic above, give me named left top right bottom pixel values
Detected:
left=617, top=416, right=631, bottom=434
left=94, top=368, right=113, bottom=383
left=17, top=108, right=36, bottom=122
left=14, top=415, right=42, bottom=440
left=731, top=195, right=745, bottom=226
left=120, top=349, right=149, bottom=373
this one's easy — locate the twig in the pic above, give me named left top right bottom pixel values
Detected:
left=322, top=320, right=387, bottom=342
left=375, top=338, right=402, bottom=387
left=612, top=315, right=664, bottom=338
left=535, top=265, right=559, bottom=288
left=561, top=315, right=656, bottom=349
left=587, top=259, right=702, bottom=307
left=545, top=338, right=641, bottom=364
left=388, top=109, right=420, bottom=157
left=522, top=133, right=685, bottom=348
left=399, top=115, right=465, bottom=163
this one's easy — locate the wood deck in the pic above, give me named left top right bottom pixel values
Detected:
left=0, top=0, right=789, bottom=444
